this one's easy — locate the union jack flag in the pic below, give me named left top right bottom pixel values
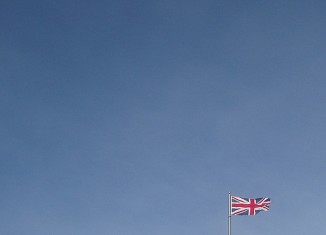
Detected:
left=231, top=196, right=271, bottom=216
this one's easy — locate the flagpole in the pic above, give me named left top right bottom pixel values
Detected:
left=228, top=192, right=231, bottom=235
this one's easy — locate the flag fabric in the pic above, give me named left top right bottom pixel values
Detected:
left=231, top=196, right=271, bottom=216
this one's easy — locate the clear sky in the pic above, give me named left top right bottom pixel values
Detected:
left=1, top=0, right=326, bottom=234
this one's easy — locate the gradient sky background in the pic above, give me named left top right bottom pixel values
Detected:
left=1, top=0, right=326, bottom=234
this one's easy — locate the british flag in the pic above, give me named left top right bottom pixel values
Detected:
left=231, top=196, right=271, bottom=216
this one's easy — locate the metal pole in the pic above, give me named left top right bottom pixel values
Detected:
left=228, top=192, right=231, bottom=235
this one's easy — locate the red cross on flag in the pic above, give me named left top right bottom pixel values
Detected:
left=231, top=196, right=271, bottom=216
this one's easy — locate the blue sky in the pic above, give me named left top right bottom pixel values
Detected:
left=1, top=0, right=326, bottom=234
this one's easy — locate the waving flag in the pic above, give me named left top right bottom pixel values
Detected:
left=231, top=196, right=271, bottom=216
